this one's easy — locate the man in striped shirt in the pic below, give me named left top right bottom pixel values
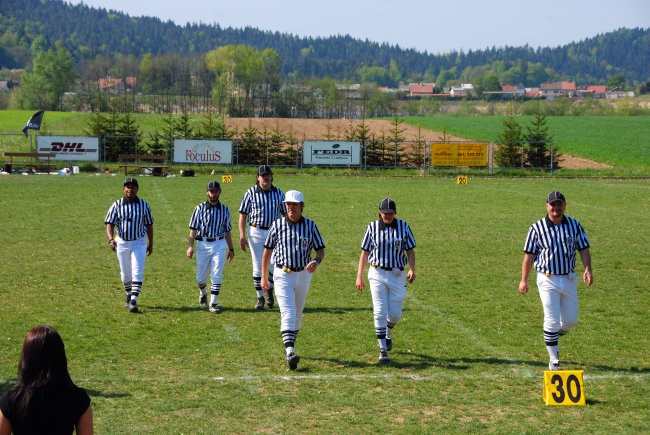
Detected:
left=519, top=191, right=593, bottom=371
left=238, top=165, right=286, bottom=310
left=261, top=190, right=325, bottom=370
left=187, top=181, right=235, bottom=314
left=356, top=198, right=416, bottom=363
left=105, top=177, right=154, bottom=313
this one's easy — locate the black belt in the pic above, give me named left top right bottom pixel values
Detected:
left=250, top=223, right=270, bottom=230
left=196, top=236, right=225, bottom=242
left=372, top=264, right=404, bottom=271
left=277, top=264, right=305, bottom=273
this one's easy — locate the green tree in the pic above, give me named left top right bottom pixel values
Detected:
left=197, top=109, right=228, bottom=139
left=388, top=59, right=402, bottom=87
left=206, top=44, right=280, bottom=117
left=116, top=112, right=142, bottom=155
left=237, top=120, right=261, bottom=165
left=19, top=43, right=76, bottom=109
left=606, top=74, right=627, bottom=90
left=386, top=116, right=407, bottom=167
left=523, top=109, right=560, bottom=169
left=474, top=74, right=501, bottom=99
left=495, top=116, right=523, bottom=167
left=357, top=65, right=390, bottom=86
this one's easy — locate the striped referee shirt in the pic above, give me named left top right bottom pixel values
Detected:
left=188, top=201, right=232, bottom=239
left=104, top=197, right=154, bottom=241
left=264, top=216, right=325, bottom=268
left=523, top=215, right=590, bottom=275
left=239, top=185, right=286, bottom=228
left=361, top=219, right=416, bottom=269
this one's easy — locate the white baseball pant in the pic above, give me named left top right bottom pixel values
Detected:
left=116, top=236, right=147, bottom=284
left=536, top=272, right=579, bottom=333
left=368, top=267, right=407, bottom=330
left=274, top=267, right=312, bottom=332
left=195, top=239, right=228, bottom=286
left=248, top=226, right=269, bottom=277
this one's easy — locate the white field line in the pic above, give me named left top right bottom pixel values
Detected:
left=406, top=293, right=537, bottom=377
left=206, top=371, right=650, bottom=383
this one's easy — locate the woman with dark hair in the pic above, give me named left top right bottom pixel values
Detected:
left=0, top=325, right=93, bottom=435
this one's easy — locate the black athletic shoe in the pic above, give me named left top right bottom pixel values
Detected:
left=378, top=350, right=389, bottom=363
left=128, top=302, right=138, bottom=313
left=255, top=297, right=265, bottom=310
left=287, top=352, right=300, bottom=370
left=386, top=338, right=393, bottom=352
left=209, top=303, right=221, bottom=314
left=265, top=289, right=274, bottom=308
left=199, top=295, right=208, bottom=309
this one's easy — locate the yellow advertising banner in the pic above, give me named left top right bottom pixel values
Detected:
left=431, top=142, right=487, bottom=167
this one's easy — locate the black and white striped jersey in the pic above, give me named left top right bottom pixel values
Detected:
left=264, top=216, right=325, bottom=268
left=188, top=201, right=232, bottom=239
left=523, top=215, right=590, bottom=275
left=361, top=219, right=416, bottom=269
left=239, top=185, right=286, bottom=228
left=104, top=196, right=154, bottom=241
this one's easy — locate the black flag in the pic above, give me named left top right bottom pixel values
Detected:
left=22, top=110, right=45, bottom=137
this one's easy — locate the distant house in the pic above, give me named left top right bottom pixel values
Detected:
left=525, top=88, right=542, bottom=98
left=336, top=83, right=361, bottom=98
left=606, top=87, right=634, bottom=99
left=97, top=76, right=137, bottom=93
left=408, top=83, right=436, bottom=97
left=577, top=85, right=607, bottom=98
left=482, top=83, right=525, bottom=99
left=0, top=81, right=9, bottom=91
left=539, top=81, right=576, bottom=99
left=449, top=83, right=473, bottom=97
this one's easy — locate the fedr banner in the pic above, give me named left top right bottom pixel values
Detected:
left=430, top=142, right=488, bottom=167
left=173, top=140, right=233, bottom=164
left=303, top=141, right=361, bottom=165
left=37, top=136, right=99, bottom=161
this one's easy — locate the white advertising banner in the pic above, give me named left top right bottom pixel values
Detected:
left=37, top=136, right=99, bottom=161
left=303, top=141, right=361, bottom=165
left=174, top=139, right=233, bottom=164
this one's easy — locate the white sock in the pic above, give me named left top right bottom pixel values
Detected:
left=546, top=345, right=559, bottom=362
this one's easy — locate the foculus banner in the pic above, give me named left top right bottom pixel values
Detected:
left=173, top=139, right=233, bottom=164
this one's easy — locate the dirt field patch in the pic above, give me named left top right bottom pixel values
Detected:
left=224, top=118, right=610, bottom=169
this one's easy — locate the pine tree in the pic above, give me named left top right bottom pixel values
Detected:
left=386, top=116, right=407, bottom=167
left=237, top=120, right=261, bottom=165
left=524, top=108, right=560, bottom=169
left=495, top=116, right=523, bottom=167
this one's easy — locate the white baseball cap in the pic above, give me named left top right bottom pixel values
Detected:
left=285, top=190, right=304, bottom=203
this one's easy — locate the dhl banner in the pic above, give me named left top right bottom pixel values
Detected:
left=430, top=142, right=487, bottom=167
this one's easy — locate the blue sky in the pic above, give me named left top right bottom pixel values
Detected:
left=67, top=0, right=649, bottom=54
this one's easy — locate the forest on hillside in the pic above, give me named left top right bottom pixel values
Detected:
left=1, top=0, right=648, bottom=86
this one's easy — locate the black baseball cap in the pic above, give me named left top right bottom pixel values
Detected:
left=257, top=165, right=272, bottom=176
left=547, top=191, right=566, bottom=203
left=207, top=180, right=221, bottom=191
left=124, top=177, right=138, bottom=186
left=379, top=198, right=396, bottom=213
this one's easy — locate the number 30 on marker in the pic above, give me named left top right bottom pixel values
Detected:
left=542, top=370, right=586, bottom=406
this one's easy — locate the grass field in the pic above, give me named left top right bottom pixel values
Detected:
left=0, top=174, right=648, bottom=433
